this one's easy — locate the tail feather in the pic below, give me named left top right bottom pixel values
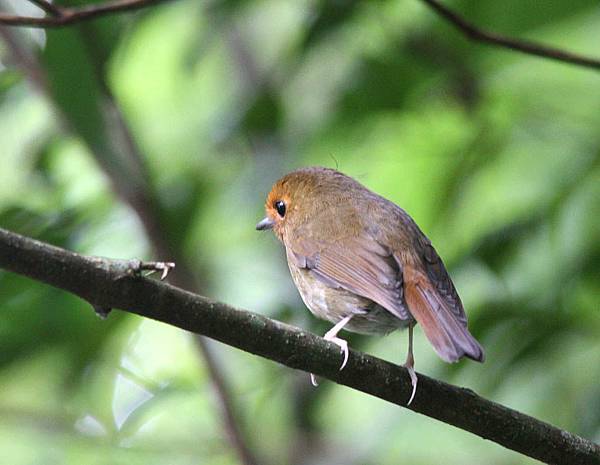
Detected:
left=404, top=267, right=484, bottom=363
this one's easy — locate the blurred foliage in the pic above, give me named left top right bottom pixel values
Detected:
left=0, top=0, right=599, bottom=464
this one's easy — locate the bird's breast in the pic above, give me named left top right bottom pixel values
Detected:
left=286, top=256, right=409, bottom=335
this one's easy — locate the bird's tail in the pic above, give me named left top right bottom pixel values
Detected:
left=404, top=267, right=484, bottom=363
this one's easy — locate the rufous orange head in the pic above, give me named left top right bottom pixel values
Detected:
left=256, top=167, right=366, bottom=245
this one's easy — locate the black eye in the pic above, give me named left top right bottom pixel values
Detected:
left=274, top=200, right=286, bottom=218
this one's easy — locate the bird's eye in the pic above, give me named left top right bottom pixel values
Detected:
left=274, top=200, right=286, bottom=218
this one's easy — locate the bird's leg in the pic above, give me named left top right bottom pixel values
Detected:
left=310, top=315, right=353, bottom=387
left=324, top=315, right=354, bottom=370
left=404, top=321, right=418, bottom=406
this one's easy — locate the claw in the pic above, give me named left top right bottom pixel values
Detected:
left=141, top=261, right=175, bottom=280
left=404, top=321, right=418, bottom=406
left=310, top=373, right=319, bottom=387
left=405, top=364, right=418, bottom=406
left=309, top=315, right=353, bottom=386
left=146, top=262, right=175, bottom=281
left=160, top=262, right=175, bottom=280
left=331, top=337, right=349, bottom=371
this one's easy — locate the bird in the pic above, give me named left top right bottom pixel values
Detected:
left=256, top=167, right=484, bottom=405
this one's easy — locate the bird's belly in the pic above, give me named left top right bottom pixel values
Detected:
left=288, top=264, right=409, bottom=335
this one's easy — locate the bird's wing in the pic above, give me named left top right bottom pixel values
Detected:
left=288, top=235, right=411, bottom=321
left=398, top=239, right=484, bottom=362
left=419, top=240, right=467, bottom=326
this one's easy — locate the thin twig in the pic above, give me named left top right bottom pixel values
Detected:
left=420, top=0, right=600, bottom=71
left=3, top=0, right=599, bottom=73
left=1, top=227, right=599, bottom=465
left=0, top=0, right=174, bottom=28
left=0, top=26, right=48, bottom=92
left=27, top=0, right=62, bottom=17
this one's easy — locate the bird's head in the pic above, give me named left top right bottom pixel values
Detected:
left=256, top=167, right=353, bottom=242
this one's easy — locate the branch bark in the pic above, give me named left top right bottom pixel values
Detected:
left=0, top=0, right=174, bottom=28
left=1, top=227, right=598, bottom=465
left=420, top=0, right=600, bottom=71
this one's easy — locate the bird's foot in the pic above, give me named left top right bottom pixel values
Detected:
left=138, top=261, right=176, bottom=280
left=326, top=335, right=349, bottom=371
left=404, top=361, right=418, bottom=406
left=403, top=322, right=418, bottom=406
left=310, top=373, right=319, bottom=387
left=310, top=316, right=352, bottom=387
left=310, top=336, right=349, bottom=387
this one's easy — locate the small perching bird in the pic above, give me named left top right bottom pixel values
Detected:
left=257, top=167, right=484, bottom=404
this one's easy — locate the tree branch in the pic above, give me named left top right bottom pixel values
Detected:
left=2, top=0, right=598, bottom=73
left=0, top=0, right=174, bottom=28
left=1, top=227, right=598, bottom=465
left=420, top=0, right=600, bottom=71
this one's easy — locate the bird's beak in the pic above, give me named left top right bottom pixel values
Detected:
left=256, top=217, right=275, bottom=231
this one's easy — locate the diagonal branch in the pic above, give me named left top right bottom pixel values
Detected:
left=1, top=227, right=599, bottom=465
left=0, top=0, right=174, bottom=28
left=420, top=0, right=600, bottom=71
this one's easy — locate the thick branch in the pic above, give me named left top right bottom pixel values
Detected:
left=1, top=228, right=598, bottom=465
left=0, top=0, right=173, bottom=28
left=420, top=0, right=600, bottom=71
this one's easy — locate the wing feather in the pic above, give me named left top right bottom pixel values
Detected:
left=289, top=235, right=411, bottom=321
left=403, top=264, right=484, bottom=362
left=420, top=241, right=468, bottom=326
